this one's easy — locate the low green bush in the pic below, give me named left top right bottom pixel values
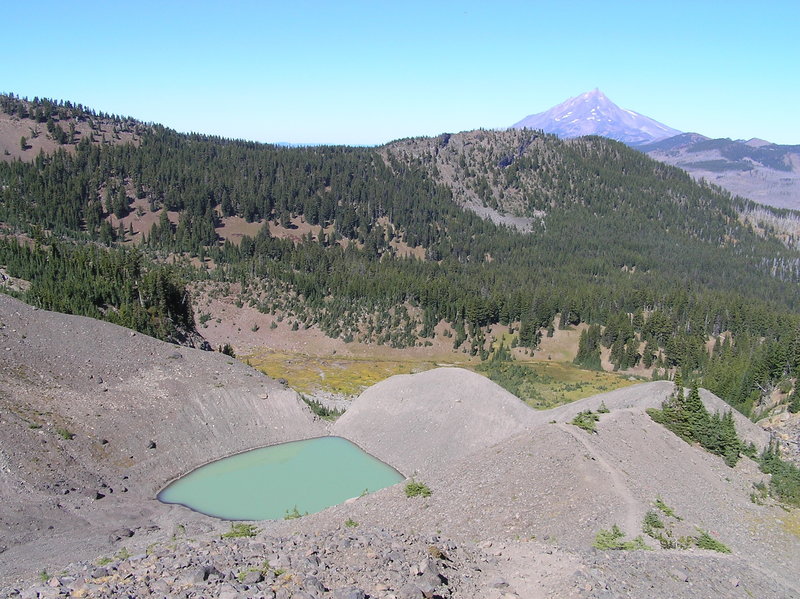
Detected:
left=55, top=427, right=74, bottom=440
left=284, top=505, right=307, bottom=520
left=405, top=481, right=432, bottom=498
left=222, top=523, right=259, bottom=538
left=571, top=410, right=599, bottom=433
left=693, top=529, right=731, bottom=553
left=593, top=524, right=650, bottom=550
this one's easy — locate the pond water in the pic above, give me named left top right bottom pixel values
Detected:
left=157, top=436, right=403, bottom=520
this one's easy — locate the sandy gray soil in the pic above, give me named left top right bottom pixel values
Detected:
left=0, top=294, right=323, bottom=585
left=1, top=296, right=798, bottom=598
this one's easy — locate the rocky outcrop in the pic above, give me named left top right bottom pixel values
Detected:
left=3, top=525, right=494, bottom=599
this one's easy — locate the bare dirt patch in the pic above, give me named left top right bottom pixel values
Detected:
left=529, top=322, right=586, bottom=362
left=0, top=112, right=139, bottom=164
left=107, top=197, right=181, bottom=242
left=215, top=215, right=266, bottom=244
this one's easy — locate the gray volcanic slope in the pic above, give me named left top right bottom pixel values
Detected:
left=333, top=367, right=535, bottom=475
left=309, top=373, right=797, bottom=597
left=2, top=301, right=798, bottom=598
left=0, top=294, right=324, bottom=582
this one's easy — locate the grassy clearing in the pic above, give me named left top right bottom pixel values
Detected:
left=529, top=361, right=639, bottom=400
left=244, top=348, right=637, bottom=408
left=243, top=350, right=443, bottom=396
left=478, top=359, right=638, bottom=410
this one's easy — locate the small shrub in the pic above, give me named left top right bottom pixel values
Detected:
left=115, top=547, right=131, bottom=560
left=642, top=510, right=664, bottom=531
left=301, top=395, right=343, bottom=421
left=650, top=529, right=677, bottom=549
left=222, top=523, right=259, bottom=538
left=344, top=518, right=358, bottom=528
left=750, top=481, right=769, bottom=505
left=593, top=524, right=650, bottom=550
left=597, top=401, right=610, bottom=413
left=55, top=428, right=74, bottom=440
left=677, top=535, right=695, bottom=550
left=642, top=509, right=677, bottom=549
left=593, top=525, right=625, bottom=549
left=654, top=497, right=680, bottom=520
left=571, top=410, right=599, bottom=433
left=284, top=506, right=306, bottom=520
left=237, top=561, right=271, bottom=582
left=693, top=530, right=731, bottom=553
left=405, top=481, right=432, bottom=498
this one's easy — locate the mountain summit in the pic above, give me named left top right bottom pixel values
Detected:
left=511, top=89, right=681, bottom=145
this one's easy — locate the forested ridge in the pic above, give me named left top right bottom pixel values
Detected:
left=1, top=93, right=799, bottom=417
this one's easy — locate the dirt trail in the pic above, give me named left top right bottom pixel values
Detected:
left=557, top=422, right=642, bottom=538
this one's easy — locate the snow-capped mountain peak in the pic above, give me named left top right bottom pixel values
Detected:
left=511, top=90, right=681, bottom=145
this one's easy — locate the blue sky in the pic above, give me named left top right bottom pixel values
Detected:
left=2, top=1, right=798, bottom=145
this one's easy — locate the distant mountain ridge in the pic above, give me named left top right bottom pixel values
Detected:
left=639, top=133, right=800, bottom=210
left=511, top=90, right=800, bottom=210
left=511, top=89, right=681, bottom=145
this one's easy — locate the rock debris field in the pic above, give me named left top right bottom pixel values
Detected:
left=0, top=295, right=797, bottom=598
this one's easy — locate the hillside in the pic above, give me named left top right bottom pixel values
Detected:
left=0, top=93, right=799, bottom=429
left=640, top=133, right=800, bottom=211
left=0, top=294, right=323, bottom=583
left=507, top=91, right=800, bottom=212
left=0, top=93, right=145, bottom=162
left=1, top=301, right=798, bottom=597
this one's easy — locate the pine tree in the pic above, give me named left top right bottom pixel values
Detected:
left=789, top=390, right=800, bottom=414
left=624, top=339, right=640, bottom=369
left=719, top=411, right=741, bottom=466
left=112, top=186, right=130, bottom=219
left=609, top=336, right=625, bottom=370
left=574, top=324, right=602, bottom=370
left=642, top=339, right=655, bottom=368
left=684, top=383, right=710, bottom=442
